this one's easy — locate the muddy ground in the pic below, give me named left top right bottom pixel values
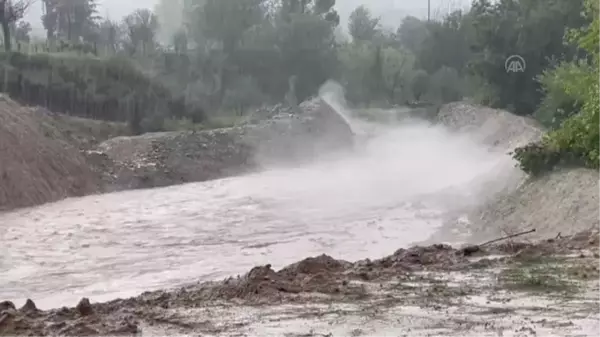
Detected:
left=1, top=230, right=598, bottom=336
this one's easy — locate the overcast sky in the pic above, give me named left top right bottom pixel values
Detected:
left=24, top=0, right=470, bottom=38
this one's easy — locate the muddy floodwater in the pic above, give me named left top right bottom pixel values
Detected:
left=1, top=123, right=513, bottom=310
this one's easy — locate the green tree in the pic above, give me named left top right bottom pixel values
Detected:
left=13, top=20, right=30, bottom=43
left=0, top=0, right=31, bottom=51
left=468, top=0, right=588, bottom=115
left=191, top=0, right=265, bottom=53
left=513, top=0, right=599, bottom=174
left=122, top=8, right=159, bottom=56
left=396, top=16, right=427, bottom=55
left=54, top=0, right=99, bottom=43
left=348, top=5, right=380, bottom=42
left=97, top=18, right=121, bottom=54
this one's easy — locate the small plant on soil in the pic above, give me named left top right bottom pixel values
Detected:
left=499, top=257, right=581, bottom=294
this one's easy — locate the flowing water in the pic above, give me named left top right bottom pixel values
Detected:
left=0, top=103, right=518, bottom=311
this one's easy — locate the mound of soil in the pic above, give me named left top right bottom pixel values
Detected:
left=469, top=168, right=599, bottom=242
left=437, top=101, right=543, bottom=150
left=0, top=95, right=100, bottom=211
left=96, top=128, right=255, bottom=189
left=95, top=97, right=355, bottom=190
left=106, top=245, right=478, bottom=308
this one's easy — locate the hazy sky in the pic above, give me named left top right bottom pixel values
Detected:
left=24, top=0, right=470, bottom=38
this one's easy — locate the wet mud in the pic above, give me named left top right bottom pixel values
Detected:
left=2, top=230, right=598, bottom=336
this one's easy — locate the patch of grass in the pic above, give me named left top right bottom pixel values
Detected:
left=499, top=257, right=581, bottom=294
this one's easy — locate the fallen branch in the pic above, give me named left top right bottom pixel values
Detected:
left=460, top=228, right=537, bottom=256
left=480, top=228, right=536, bottom=247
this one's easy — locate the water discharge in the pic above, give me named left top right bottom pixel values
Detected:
left=0, top=85, right=518, bottom=310
left=319, top=80, right=357, bottom=134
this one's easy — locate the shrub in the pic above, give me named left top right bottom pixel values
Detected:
left=513, top=0, right=599, bottom=175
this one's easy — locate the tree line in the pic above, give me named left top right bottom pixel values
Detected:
left=0, top=0, right=591, bottom=114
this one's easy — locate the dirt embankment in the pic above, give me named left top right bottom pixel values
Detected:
left=469, top=168, right=599, bottom=241
left=434, top=102, right=599, bottom=243
left=93, top=97, right=355, bottom=190
left=0, top=96, right=353, bottom=210
left=0, top=95, right=104, bottom=211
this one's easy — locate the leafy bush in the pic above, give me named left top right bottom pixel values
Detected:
left=534, top=60, right=590, bottom=128
left=514, top=0, right=599, bottom=175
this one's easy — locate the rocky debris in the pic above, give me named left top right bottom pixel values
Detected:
left=95, top=97, right=355, bottom=190
left=244, top=97, right=354, bottom=166
left=350, top=245, right=475, bottom=281
left=375, top=244, right=468, bottom=271
left=0, top=93, right=354, bottom=209
left=96, top=128, right=255, bottom=190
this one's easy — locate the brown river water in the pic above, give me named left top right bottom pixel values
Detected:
left=0, top=119, right=516, bottom=310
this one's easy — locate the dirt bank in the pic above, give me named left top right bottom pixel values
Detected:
left=1, top=230, right=597, bottom=336
left=424, top=102, right=600, bottom=243
left=431, top=102, right=599, bottom=244
left=0, top=95, right=103, bottom=211
left=94, top=97, right=355, bottom=190
left=468, top=168, right=599, bottom=242
left=0, top=95, right=353, bottom=209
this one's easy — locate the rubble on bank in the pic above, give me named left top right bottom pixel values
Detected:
left=94, top=97, right=355, bottom=190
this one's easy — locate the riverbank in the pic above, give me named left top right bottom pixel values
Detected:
left=1, top=229, right=598, bottom=336
left=0, top=95, right=354, bottom=211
